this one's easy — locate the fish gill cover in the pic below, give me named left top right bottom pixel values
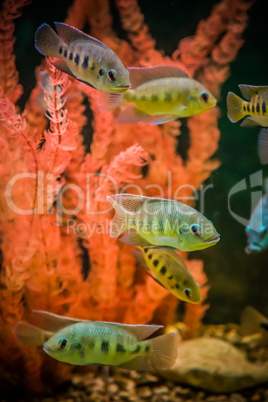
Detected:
left=0, top=0, right=254, bottom=392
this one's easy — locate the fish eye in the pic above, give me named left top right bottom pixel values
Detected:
left=58, top=338, right=68, bottom=349
left=99, top=69, right=104, bottom=76
left=190, top=224, right=201, bottom=236
left=107, top=69, right=116, bottom=81
left=185, top=289, right=192, bottom=298
left=200, top=92, right=209, bottom=102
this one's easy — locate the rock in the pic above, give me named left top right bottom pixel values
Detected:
left=158, top=337, right=268, bottom=392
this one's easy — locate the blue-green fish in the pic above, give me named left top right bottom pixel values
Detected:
left=133, top=247, right=201, bottom=303
left=35, top=23, right=130, bottom=93
left=15, top=311, right=178, bottom=371
left=107, top=194, right=220, bottom=251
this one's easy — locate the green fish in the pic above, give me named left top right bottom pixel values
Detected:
left=35, top=23, right=130, bottom=93
left=107, top=194, right=220, bottom=251
left=15, top=311, right=177, bottom=371
left=98, top=65, right=216, bottom=125
left=133, top=247, right=201, bottom=303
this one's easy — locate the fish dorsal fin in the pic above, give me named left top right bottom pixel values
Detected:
left=240, top=306, right=268, bottom=336
left=54, top=22, right=108, bottom=49
left=118, top=356, right=154, bottom=371
left=29, top=310, right=87, bottom=331
left=128, top=65, right=189, bottom=89
left=239, top=84, right=268, bottom=100
left=93, top=321, right=162, bottom=340
left=108, top=193, right=160, bottom=214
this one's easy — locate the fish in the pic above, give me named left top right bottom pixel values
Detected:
left=42, top=321, right=177, bottom=371
left=34, top=22, right=130, bottom=93
left=107, top=194, right=220, bottom=251
left=97, top=65, right=217, bottom=125
left=132, top=247, right=201, bottom=303
left=240, top=306, right=268, bottom=346
left=227, top=84, right=268, bottom=128
left=245, top=179, right=268, bottom=253
left=257, top=128, right=268, bottom=165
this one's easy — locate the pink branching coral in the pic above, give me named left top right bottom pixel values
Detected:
left=0, top=0, right=254, bottom=390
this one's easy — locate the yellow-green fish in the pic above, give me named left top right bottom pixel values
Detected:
left=98, top=65, right=217, bottom=124
left=227, top=85, right=268, bottom=128
left=35, top=22, right=130, bottom=93
left=133, top=247, right=201, bottom=303
left=16, top=312, right=177, bottom=371
left=107, top=194, right=220, bottom=251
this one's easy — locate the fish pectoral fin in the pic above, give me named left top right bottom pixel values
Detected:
left=240, top=116, right=259, bottom=128
left=127, top=65, right=189, bottom=89
left=145, top=114, right=177, bottom=125
left=54, top=22, right=108, bottom=49
left=118, top=356, right=154, bottom=371
left=239, top=84, right=268, bottom=100
left=116, top=105, right=151, bottom=124
left=52, top=59, right=76, bottom=78
left=258, top=128, right=268, bottom=165
left=119, top=230, right=153, bottom=247
left=77, top=79, right=96, bottom=89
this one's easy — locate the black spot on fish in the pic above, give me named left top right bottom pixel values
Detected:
left=116, top=343, right=126, bottom=353
left=151, top=94, right=158, bottom=102
left=251, top=105, right=255, bottom=113
left=87, top=338, right=95, bottom=349
left=175, top=284, right=180, bottom=289
left=262, top=102, right=266, bottom=114
left=99, top=69, right=104, bottom=76
left=256, top=103, right=260, bottom=113
left=82, top=56, right=89, bottom=69
left=145, top=345, right=150, bottom=352
left=140, top=95, right=146, bottom=101
left=148, top=254, right=152, bottom=260
left=143, top=247, right=149, bottom=253
left=168, top=275, right=173, bottom=280
left=59, top=46, right=63, bottom=54
left=101, top=341, right=109, bottom=353
left=164, top=92, right=172, bottom=102
left=69, top=52, right=73, bottom=60
left=160, top=266, right=167, bottom=275
left=90, top=63, right=95, bottom=71
left=247, top=104, right=250, bottom=112
left=74, top=54, right=80, bottom=65
left=243, top=105, right=246, bottom=111
left=64, top=50, right=68, bottom=58
left=153, top=259, right=159, bottom=267
left=132, top=345, right=141, bottom=354
left=76, top=343, right=82, bottom=350
left=261, top=322, right=268, bottom=331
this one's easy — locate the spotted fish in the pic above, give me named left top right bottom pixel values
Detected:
left=15, top=311, right=177, bottom=371
left=133, top=247, right=201, bottom=303
left=227, top=85, right=268, bottom=128
left=107, top=194, right=220, bottom=251
left=35, top=22, right=130, bottom=93
left=97, top=65, right=217, bottom=125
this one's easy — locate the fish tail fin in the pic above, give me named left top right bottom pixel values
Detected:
left=240, top=306, right=267, bottom=336
left=14, top=322, right=52, bottom=346
left=227, top=92, right=245, bottom=123
left=146, top=332, right=178, bottom=370
left=35, top=23, right=65, bottom=57
left=97, top=92, right=124, bottom=112
left=107, top=195, right=128, bottom=238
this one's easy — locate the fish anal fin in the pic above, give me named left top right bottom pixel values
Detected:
left=118, top=356, right=154, bottom=371
left=146, top=114, right=177, bottom=125
left=52, top=59, right=76, bottom=78
left=116, top=105, right=151, bottom=124
left=240, top=116, right=259, bottom=128
left=239, top=84, right=268, bottom=100
left=54, top=22, right=108, bottom=49
left=128, top=65, right=189, bottom=89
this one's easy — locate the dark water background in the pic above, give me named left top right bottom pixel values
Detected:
left=13, top=0, right=268, bottom=324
